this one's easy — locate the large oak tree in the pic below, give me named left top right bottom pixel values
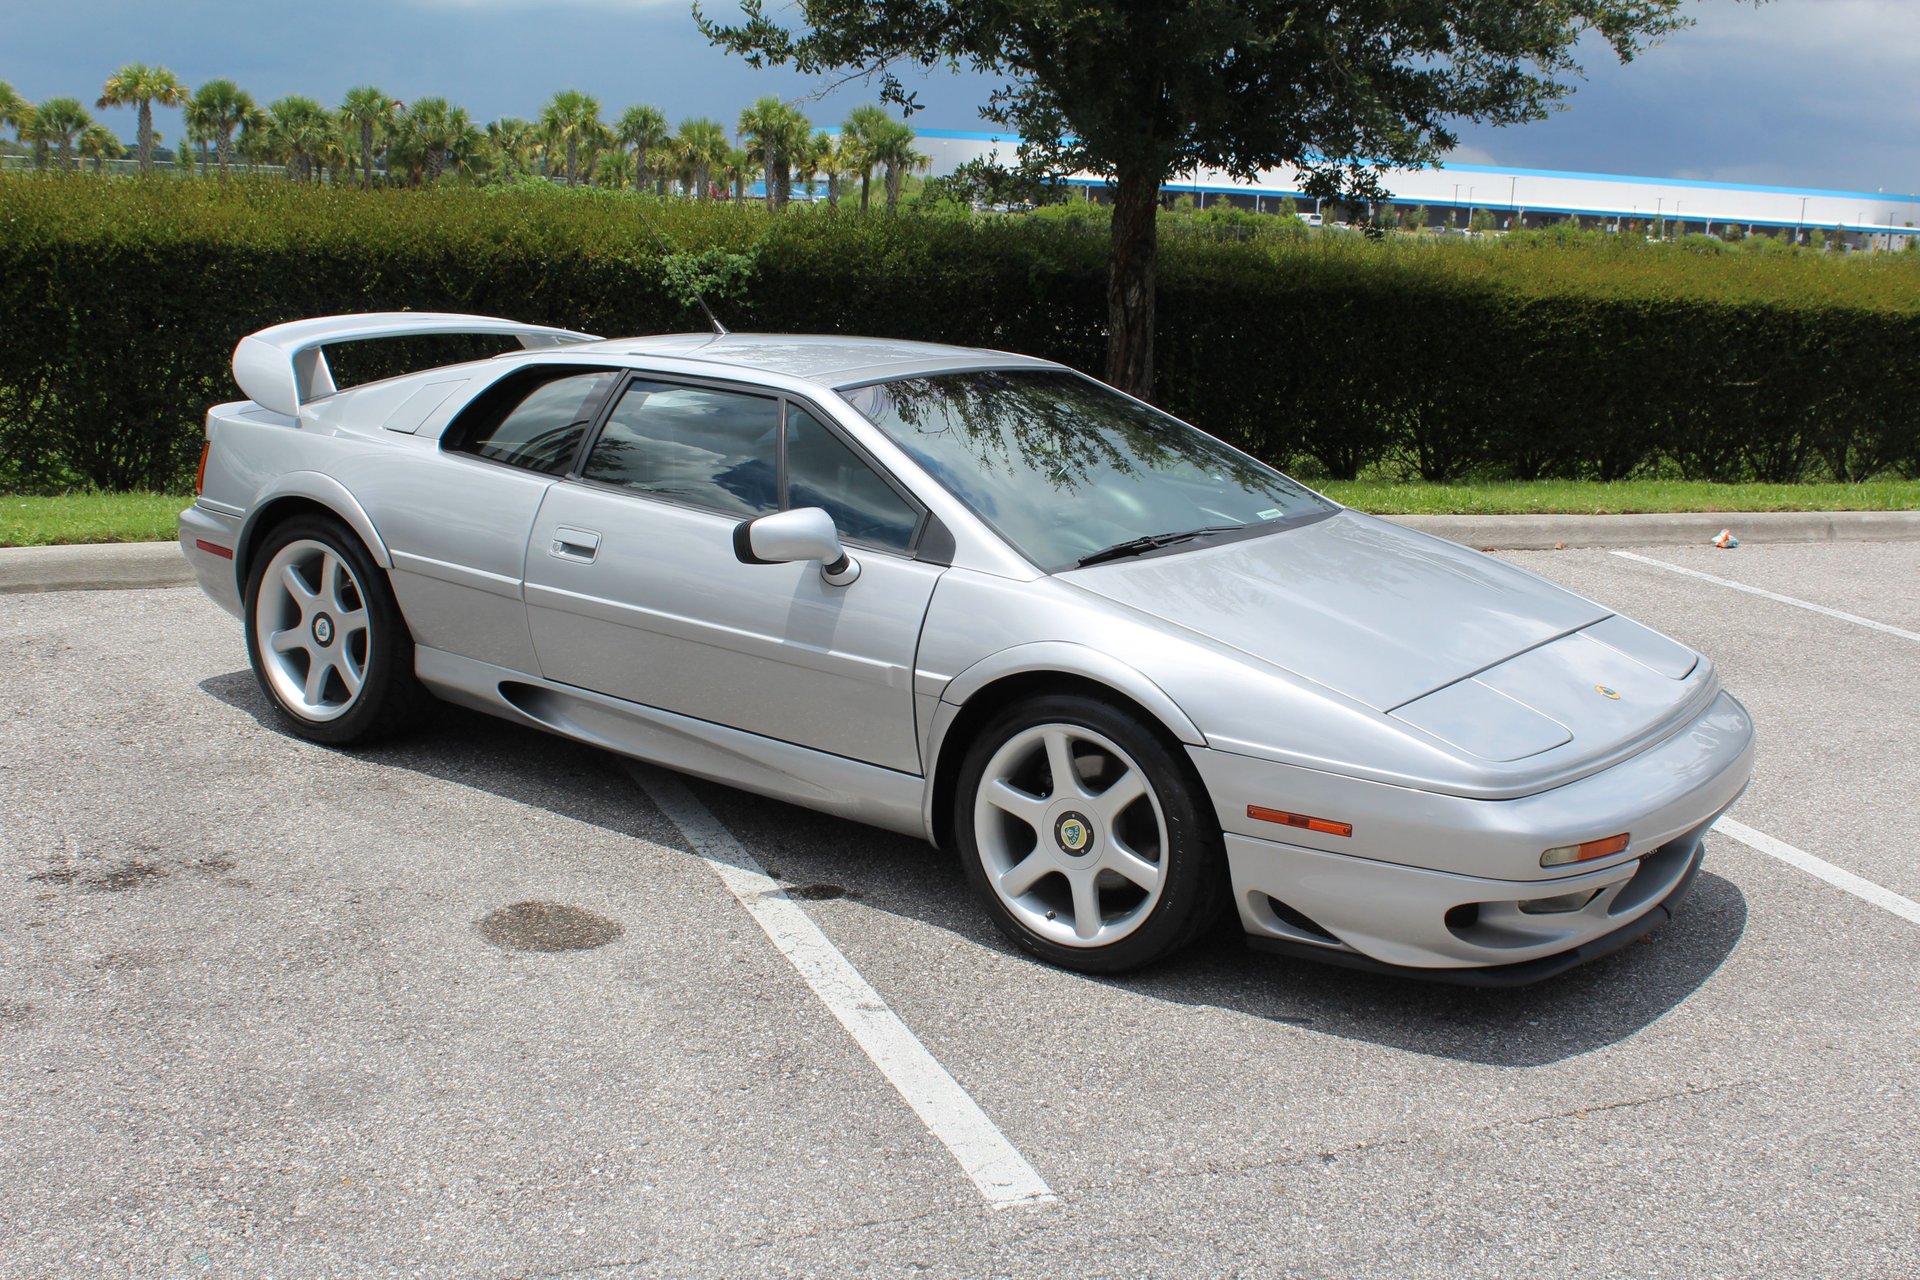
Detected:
left=698, top=0, right=1707, bottom=399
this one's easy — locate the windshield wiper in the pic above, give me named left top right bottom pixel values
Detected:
left=1074, top=524, right=1245, bottom=568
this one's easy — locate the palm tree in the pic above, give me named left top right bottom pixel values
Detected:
left=596, top=147, right=635, bottom=190
left=615, top=104, right=670, bottom=195
left=96, top=63, right=190, bottom=174
left=486, top=117, right=539, bottom=181
left=824, top=131, right=861, bottom=208
left=315, top=125, right=351, bottom=184
left=0, top=81, right=28, bottom=139
left=720, top=147, right=760, bottom=204
left=739, top=96, right=808, bottom=211
left=398, top=97, right=454, bottom=184
left=841, top=105, right=891, bottom=212
left=871, top=120, right=927, bottom=211
left=795, top=130, right=833, bottom=204
left=235, top=105, right=271, bottom=175
left=444, top=109, right=485, bottom=182
left=29, top=98, right=92, bottom=171
left=340, top=86, right=400, bottom=190
left=0, top=84, right=35, bottom=170
left=578, top=120, right=614, bottom=185
left=265, top=95, right=332, bottom=182
left=186, top=79, right=254, bottom=178
left=540, top=90, right=602, bottom=186
left=171, top=126, right=199, bottom=176
left=674, top=117, right=727, bottom=199
left=78, top=123, right=124, bottom=173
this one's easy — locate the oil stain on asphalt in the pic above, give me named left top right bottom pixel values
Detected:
left=475, top=901, right=624, bottom=952
left=787, top=883, right=859, bottom=901
left=27, top=853, right=241, bottom=894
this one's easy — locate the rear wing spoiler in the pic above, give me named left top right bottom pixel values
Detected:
left=231, top=312, right=603, bottom=418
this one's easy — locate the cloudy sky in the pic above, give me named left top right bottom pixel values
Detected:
left=8, top=0, right=1917, bottom=195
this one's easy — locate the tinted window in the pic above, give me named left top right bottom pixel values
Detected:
left=785, top=407, right=919, bottom=552
left=452, top=370, right=620, bottom=475
left=584, top=382, right=781, bottom=517
left=841, top=370, right=1333, bottom=571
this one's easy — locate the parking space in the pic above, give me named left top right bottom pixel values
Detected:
left=2, top=541, right=1916, bottom=1278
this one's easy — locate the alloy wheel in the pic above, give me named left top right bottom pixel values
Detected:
left=971, top=722, right=1170, bottom=948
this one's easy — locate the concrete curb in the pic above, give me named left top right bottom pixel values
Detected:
left=0, top=542, right=196, bottom=594
left=1383, top=509, right=1920, bottom=550
left=4, top=510, right=1919, bottom=594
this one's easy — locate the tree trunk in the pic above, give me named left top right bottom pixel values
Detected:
left=1104, top=162, right=1161, bottom=400
left=137, top=101, right=153, bottom=173
left=361, top=120, right=374, bottom=189
left=885, top=163, right=901, bottom=210
left=859, top=170, right=870, bottom=211
left=763, top=142, right=776, bottom=210
left=566, top=137, right=578, bottom=186
left=827, top=174, right=839, bottom=207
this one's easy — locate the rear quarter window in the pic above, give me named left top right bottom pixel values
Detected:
left=444, top=367, right=623, bottom=475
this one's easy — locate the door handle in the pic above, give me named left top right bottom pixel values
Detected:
left=549, top=526, right=601, bottom=563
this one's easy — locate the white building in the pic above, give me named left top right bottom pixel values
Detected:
left=909, top=127, right=1920, bottom=244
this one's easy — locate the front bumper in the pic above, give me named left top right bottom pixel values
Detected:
left=1246, top=840, right=1705, bottom=987
left=1192, top=691, right=1753, bottom=974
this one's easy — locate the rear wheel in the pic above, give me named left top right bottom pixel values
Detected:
left=244, top=515, right=426, bottom=745
left=955, top=694, right=1225, bottom=973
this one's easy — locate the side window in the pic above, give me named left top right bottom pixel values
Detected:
left=448, top=369, right=620, bottom=475
left=583, top=381, right=780, bottom=517
left=785, top=406, right=920, bottom=552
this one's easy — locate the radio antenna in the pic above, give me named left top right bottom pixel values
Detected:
left=633, top=199, right=730, bottom=338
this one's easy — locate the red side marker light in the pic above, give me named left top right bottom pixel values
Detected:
left=1248, top=805, right=1353, bottom=838
left=195, top=539, right=234, bottom=560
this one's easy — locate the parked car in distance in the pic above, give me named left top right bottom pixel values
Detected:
left=183, top=314, right=1754, bottom=982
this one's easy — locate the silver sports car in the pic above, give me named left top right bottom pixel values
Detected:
left=182, top=313, right=1754, bottom=982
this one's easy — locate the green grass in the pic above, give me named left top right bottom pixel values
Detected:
left=1318, top=478, right=1920, bottom=516
left=2, top=481, right=1916, bottom=547
left=1, top=492, right=187, bottom=547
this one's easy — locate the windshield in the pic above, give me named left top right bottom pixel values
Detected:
left=839, top=369, right=1333, bottom=571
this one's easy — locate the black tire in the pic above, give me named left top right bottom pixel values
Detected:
left=243, top=513, right=429, bottom=746
left=953, top=693, right=1226, bottom=974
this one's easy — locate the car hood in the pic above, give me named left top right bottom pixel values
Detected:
left=1058, top=509, right=1610, bottom=712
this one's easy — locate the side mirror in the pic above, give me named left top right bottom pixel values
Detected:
left=732, top=506, right=861, bottom=586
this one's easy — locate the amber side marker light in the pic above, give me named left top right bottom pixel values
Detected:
left=1540, top=833, right=1631, bottom=868
left=1248, top=806, right=1353, bottom=838
left=195, top=441, right=211, bottom=495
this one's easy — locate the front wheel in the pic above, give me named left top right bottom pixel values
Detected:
left=244, top=515, right=427, bottom=746
left=954, top=695, right=1226, bottom=973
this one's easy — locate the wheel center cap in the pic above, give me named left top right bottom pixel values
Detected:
left=1053, top=810, right=1095, bottom=857
left=311, top=613, right=335, bottom=646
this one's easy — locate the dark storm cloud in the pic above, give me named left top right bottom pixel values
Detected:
left=7, top=0, right=1917, bottom=194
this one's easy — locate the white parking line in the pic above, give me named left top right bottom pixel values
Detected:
left=1612, top=550, right=1920, bottom=645
left=1714, top=816, right=1920, bottom=927
left=629, top=764, right=1057, bottom=1210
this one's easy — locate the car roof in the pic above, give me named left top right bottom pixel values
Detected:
left=559, top=332, right=1062, bottom=388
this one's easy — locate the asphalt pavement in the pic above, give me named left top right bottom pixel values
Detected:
left=1, top=541, right=1916, bottom=1278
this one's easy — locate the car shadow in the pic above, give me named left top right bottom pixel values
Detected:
left=201, top=672, right=1747, bottom=1068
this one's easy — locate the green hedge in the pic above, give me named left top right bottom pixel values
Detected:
left=2, top=176, right=1916, bottom=492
